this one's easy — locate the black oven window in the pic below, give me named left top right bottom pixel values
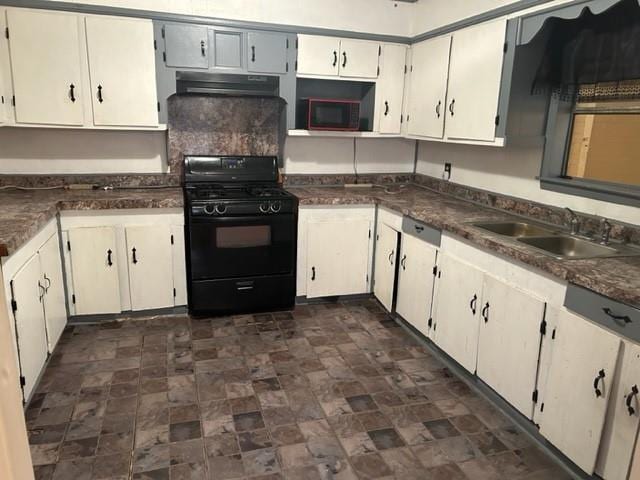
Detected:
left=217, top=225, right=271, bottom=248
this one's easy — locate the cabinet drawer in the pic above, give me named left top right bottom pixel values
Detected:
left=402, top=217, right=441, bottom=247
left=565, top=284, right=640, bottom=343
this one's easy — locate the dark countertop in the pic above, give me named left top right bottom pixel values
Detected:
left=287, top=184, right=640, bottom=309
left=0, top=187, right=183, bottom=258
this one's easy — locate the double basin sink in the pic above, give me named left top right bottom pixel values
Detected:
left=472, top=221, right=640, bottom=260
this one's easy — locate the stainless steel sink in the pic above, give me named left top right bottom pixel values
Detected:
left=472, top=221, right=555, bottom=238
left=517, top=236, right=620, bottom=260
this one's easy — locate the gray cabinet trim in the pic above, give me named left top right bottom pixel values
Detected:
left=401, top=217, right=441, bottom=247
left=564, top=284, right=640, bottom=344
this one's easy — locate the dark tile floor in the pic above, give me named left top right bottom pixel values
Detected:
left=26, top=299, right=572, bottom=480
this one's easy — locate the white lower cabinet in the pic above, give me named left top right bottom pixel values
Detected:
left=596, top=341, right=640, bottom=480
left=476, top=275, right=545, bottom=419
left=535, top=307, right=621, bottom=474
left=395, top=233, right=437, bottom=338
left=432, top=254, right=483, bottom=373
left=306, top=219, right=371, bottom=298
left=39, top=233, right=67, bottom=351
left=10, top=254, right=48, bottom=401
left=125, top=225, right=175, bottom=311
left=373, top=222, right=398, bottom=312
left=68, top=226, right=121, bottom=315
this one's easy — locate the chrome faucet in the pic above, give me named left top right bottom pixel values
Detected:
left=600, top=218, right=612, bottom=245
left=564, top=207, right=580, bottom=235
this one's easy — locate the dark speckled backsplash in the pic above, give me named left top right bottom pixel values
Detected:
left=167, top=94, right=287, bottom=177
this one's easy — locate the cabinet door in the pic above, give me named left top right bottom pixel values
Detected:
left=6, top=9, right=84, bottom=126
left=126, top=225, right=175, bottom=311
left=376, top=44, right=407, bottom=134
left=445, top=19, right=506, bottom=142
left=306, top=220, right=370, bottom=298
left=247, top=32, right=288, bottom=74
left=85, top=16, right=158, bottom=127
left=11, top=254, right=48, bottom=400
left=213, top=30, right=243, bottom=69
left=39, top=234, right=67, bottom=353
left=297, top=35, right=340, bottom=76
left=396, top=234, right=437, bottom=337
left=406, top=35, right=451, bottom=138
left=537, top=308, right=621, bottom=474
left=596, top=341, right=640, bottom=480
left=476, top=275, right=545, bottom=418
left=339, top=39, right=379, bottom=79
left=164, top=23, right=209, bottom=69
left=68, top=227, right=121, bottom=315
left=373, top=223, right=398, bottom=312
left=432, top=254, right=483, bottom=372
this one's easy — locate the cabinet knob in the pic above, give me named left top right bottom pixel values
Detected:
left=333, top=51, right=337, bottom=67
left=107, top=249, right=113, bottom=267
left=251, top=45, right=256, bottom=62
left=481, top=302, right=489, bottom=322
left=97, top=85, right=104, bottom=103
left=469, top=294, right=477, bottom=314
left=602, top=307, right=631, bottom=325
left=448, top=99, right=455, bottom=116
left=69, top=84, right=76, bottom=103
left=132, top=247, right=138, bottom=264
left=384, top=101, right=389, bottom=116
left=342, top=51, right=347, bottom=68
left=201, top=40, right=206, bottom=56
left=400, top=254, right=407, bottom=270
left=593, top=369, right=606, bottom=398
left=311, top=266, right=316, bottom=281
left=388, top=250, right=394, bottom=265
left=435, top=100, right=441, bottom=118
left=44, top=274, right=51, bottom=293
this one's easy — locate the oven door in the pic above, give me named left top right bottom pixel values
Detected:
left=189, top=214, right=296, bottom=280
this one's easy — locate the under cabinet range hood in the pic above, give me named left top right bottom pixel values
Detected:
left=176, top=71, right=280, bottom=97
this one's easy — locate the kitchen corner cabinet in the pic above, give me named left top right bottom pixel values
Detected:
left=10, top=254, right=48, bottom=401
left=85, top=16, right=158, bottom=127
left=535, top=307, right=621, bottom=474
left=6, top=8, right=84, bottom=126
left=395, top=233, right=438, bottom=338
left=432, top=254, right=484, bottom=373
left=297, top=35, right=379, bottom=79
left=375, top=44, right=407, bottom=134
left=373, top=222, right=398, bottom=312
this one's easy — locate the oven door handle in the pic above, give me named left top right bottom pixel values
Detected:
left=190, top=214, right=293, bottom=224
left=236, top=281, right=254, bottom=291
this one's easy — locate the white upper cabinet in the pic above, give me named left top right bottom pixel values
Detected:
left=445, top=19, right=507, bottom=142
left=67, top=226, right=121, bottom=315
left=536, top=307, right=621, bottom=474
left=38, top=234, right=67, bottom=352
left=126, top=225, right=175, bottom=311
left=476, top=274, right=545, bottom=419
left=297, top=35, right=341, bottom=76
left=375, top=44, right=407, bottom=134
left=6, top=9, right=84, bottom=126
left=10, top=254, right=48, bottom=401
left=395, top=233, right=438, bottom=338
left=297, top=35, right=379, bottom=79
left=432, top=254, right=484, bottom=373
left=338, top=39, right=379, bottom=79
left=373, top=222, right=398, bottom=312
left=85, top=16, right=158, bottom=127
left=406, top=35, right=451, bottom=139
left=306, top=219, right=371, bottom=298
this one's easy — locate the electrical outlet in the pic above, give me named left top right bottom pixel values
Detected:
left=444, top=163, right=452, bottom=180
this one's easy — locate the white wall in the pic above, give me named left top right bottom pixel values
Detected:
left=0, top=128, right=168, bottom=174
left=44, top=0, right=414, bottom=36
left=416, top=140, right=640, bottom=225
left=283, top=137, right=416, bottom=175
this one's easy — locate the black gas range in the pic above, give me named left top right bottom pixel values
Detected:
left=183, top=155, right=298, bottom=315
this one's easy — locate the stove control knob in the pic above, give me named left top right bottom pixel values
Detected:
left=203, top=204, right=215, bottom=215
left=259, top=202, right=270, bottom=213
left=215, top=204, right=227, bottom=215
left=270, top=201, right=282, bottom=213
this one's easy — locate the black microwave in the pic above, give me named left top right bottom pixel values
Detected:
left=298, top=98, right=361, bottom=131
